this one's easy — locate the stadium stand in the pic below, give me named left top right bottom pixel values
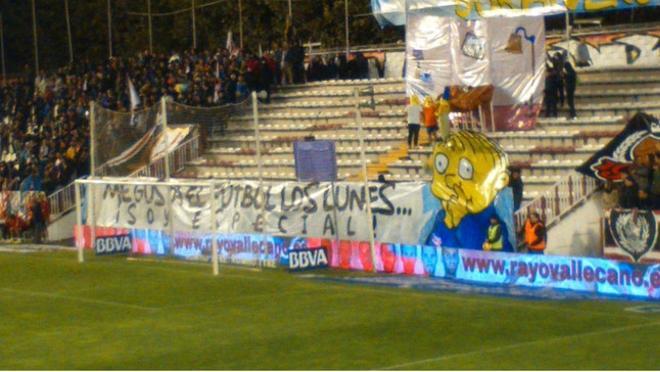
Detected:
left=180, top=66, right=660, bottom=207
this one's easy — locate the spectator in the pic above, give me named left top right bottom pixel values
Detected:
left=282, top=42, right=294, bottom=85
left=406, top=96, right=422, bottom=148
left=552, top=53, right=565, bottom=108
left=306, top=56, right=325, bottom=83
left=544, top=64, right=558, bottom=118
left=259, top=57, right=274, bottom=103
left=564, top=59, right=577, bottom=119
left=482, top=216, right=503, bottom=251
left=224, top=73, right=238, bottom=104
left=523, top=211, right=546, bottom=254
left=600, top=180, right=620, bottom=210
left=508, top=167, right=524, bottom=211
left=236, top=74, right=249, bottom=101
left=619, top=169, right=639, bottom=209
left=290, top=40, right=306, bottom=84
left=422, top=96, right=439, bottom=145
left=29, top=194, right=44, bottom=243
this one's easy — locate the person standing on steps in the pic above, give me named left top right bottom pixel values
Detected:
left=508, top=167, right=524, bottom=212
left=406, top=95, right=422, bottom=148
left=544, top=63, right=559, bottom=118
left=564, top=59, right=578, bottom=120
left=524, top=212, right=546, bottom=255
left=423, top=96, right=439, bottom=145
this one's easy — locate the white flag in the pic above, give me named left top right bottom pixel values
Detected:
left=127, top=76, right=140, bottom=110
left=226, top=31, right=234, bottom=52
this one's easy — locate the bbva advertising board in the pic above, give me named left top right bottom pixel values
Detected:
left=288, top=248, right=329, bottom=271
left=95, top=234, right=133, bottom=256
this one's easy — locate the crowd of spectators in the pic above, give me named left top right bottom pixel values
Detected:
left=0, top=40, right=341, bottom=197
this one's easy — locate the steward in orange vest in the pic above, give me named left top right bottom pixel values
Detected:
left=524, top=212, right=546, bottom=254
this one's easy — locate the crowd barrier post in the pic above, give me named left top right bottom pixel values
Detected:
left=354, top=88, right=378, bottom=273
left=210, top=181, right=219, bottom=276
left=89, top=182, right=96, bottom=254
left=74, top=181, right=84, bottom=263
left=252, top=91, right=266, bottom=269
left=90, top=102, right=97, bottom=176
left=161, top=97, right=171, bottom=180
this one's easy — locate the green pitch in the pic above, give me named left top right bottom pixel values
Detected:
left=1, top=250, right=658, bottom=370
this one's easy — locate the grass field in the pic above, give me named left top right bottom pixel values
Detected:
left=1, top=249, right=659, bottom=370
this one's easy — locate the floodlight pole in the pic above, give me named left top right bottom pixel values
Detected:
left=75, top=181, right=84, bottom=263
left=238, top=0, right=244, bottom=50
left=345, top=0, right=350, bottom=57
left=0, top=13, right=6, bottom=86
left=147, top=0, right=153, bottom=53
left=64, top=0, right=73, bottom=64
left=31, top=0, right=39, bottom=73
left=354, top=88, right=378, bottom=273
left=107, top=0, right=113, bottom=58
left=191, top=0, right=197, bottom=50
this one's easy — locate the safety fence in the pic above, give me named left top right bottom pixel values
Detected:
left=48, top=134, right=201, bottom=219
left=73, top=177, right=659, bottom=301
left=49, top=96, right=251, bottom=220
left=514, top=171, right=599, bottom=230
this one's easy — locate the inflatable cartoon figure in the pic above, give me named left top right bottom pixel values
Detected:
left=426, top=131, right=512, bottom=251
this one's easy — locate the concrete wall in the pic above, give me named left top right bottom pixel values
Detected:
left=547, top=30, right=660, bottom=69
left=546, top=193, right=605, bottom=257
left=47, top=211, right=75, bottom=242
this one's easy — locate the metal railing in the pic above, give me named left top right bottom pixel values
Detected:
left=48, top=135, right=200, bottom=219
left=48, top=183, right=77, bottom=217
left=514, top=171, right=599, bottom=230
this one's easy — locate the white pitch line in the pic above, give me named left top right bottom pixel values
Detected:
left=160, top=288, right=331, bottom=310
left=378, top=320, right=660, bottom=370
left=0, top=287, right=158, bottom=311
left=327, top=282, right=655, bottom=322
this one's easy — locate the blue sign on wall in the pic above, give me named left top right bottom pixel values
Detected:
left=294, top=140, right=338, bottom=182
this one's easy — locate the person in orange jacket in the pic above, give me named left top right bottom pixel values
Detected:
left=524, top=212, right=546, bottom=254
left=422, top=96, right=439, bottom=144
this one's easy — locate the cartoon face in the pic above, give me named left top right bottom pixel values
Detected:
left=442, top=248, right=460, bottom=278
left=380, top=244, right=396, bottom=273
left=423, top=95, right=435, bottom=107
left=421, top=246, right=438, bottom=276
left=428, top=131, right=509, bottom=228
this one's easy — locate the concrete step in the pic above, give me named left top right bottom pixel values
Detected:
left=536, top=115, right=624, bottom=131
left=489, top=129, right=615, bottom=148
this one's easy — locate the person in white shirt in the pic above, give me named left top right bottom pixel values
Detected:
left=406, top=95, right=423, bottom=148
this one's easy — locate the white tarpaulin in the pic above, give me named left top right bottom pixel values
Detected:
left=150, top=125, right=191, bottom=161
left=406, top=14, right=544, bottom=107
left=90, top=180, right=437, bottom=245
